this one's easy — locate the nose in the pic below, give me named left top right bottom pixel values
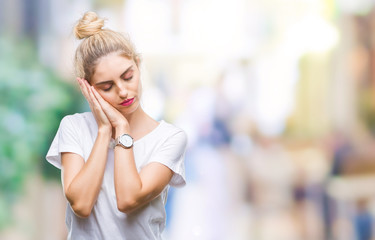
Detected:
left=117, top=82, right=128, bottom=98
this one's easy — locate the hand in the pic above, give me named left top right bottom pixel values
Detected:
left=77, top=78, right=112, bottom=135
left=89, top=85, right=130, bottom=132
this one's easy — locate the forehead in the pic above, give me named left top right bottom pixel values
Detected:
left=91, top=52, right=134, bottom=83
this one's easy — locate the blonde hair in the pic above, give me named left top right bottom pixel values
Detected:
left=73, top=11, right=139, bottom=81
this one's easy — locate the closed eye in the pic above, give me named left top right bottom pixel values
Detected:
left=123, top=75, right=133, bottom=81
left=122, top=69, right=134, bottom=81
left=102, top=84, right=113, bottom=91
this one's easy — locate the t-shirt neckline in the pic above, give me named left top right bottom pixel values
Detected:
left=134, top=120, right=164, bottom=144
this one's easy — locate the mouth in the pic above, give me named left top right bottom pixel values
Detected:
left=120, top=98, right=135, bottom=107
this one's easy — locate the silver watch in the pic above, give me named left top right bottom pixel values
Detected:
left=115, top=134, right=134, bottom=148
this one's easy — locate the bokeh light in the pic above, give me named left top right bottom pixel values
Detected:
left=2, top=0, right=375, bottom=239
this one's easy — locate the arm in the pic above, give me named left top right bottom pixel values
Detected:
left=61, top=128, right=111, bottom=218
left=113, top=126, right=174, bottom=214
left=61, top=78, right=113, bottom=218
left=87, top=86, right=176, bottom=214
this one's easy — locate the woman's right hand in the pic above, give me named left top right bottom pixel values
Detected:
left=77, top=77, right=112, bottom=136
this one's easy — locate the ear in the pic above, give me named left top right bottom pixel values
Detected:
left=135, top=56, right=141, bottom=67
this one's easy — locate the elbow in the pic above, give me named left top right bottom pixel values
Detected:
left=65, top=189, right=93, bottom=218
left=117, top=198, right=138, bottom=214
left=70, top=202, right=93, bottom=218
left=66, top=193, right=93, bottom=218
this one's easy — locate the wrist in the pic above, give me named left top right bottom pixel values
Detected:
left=98, top=127, right=112, bottom=139
left=115, top=133, right=134, bottom=149
left=115, top=125, right=130, bottom=138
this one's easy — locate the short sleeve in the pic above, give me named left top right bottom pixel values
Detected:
left=149, top=130, right=187, bottom=187
left=46, top=116, right=84, bottom=169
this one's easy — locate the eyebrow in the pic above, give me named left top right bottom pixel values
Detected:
left=95, top=65, right=133, bottom=86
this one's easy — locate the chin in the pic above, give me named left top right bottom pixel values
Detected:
left=121, top=101, right=140, bottom=116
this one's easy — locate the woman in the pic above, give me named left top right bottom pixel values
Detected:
left=46, top=11, right=187, bottom=239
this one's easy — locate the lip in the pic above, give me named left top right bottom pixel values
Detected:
left=120, top=98, right=134, bottom=106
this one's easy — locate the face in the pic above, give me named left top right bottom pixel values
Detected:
left=90, top=52, right=141, bottom=116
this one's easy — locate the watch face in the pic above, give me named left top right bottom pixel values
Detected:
left=120, top=134, right=133, bottom=148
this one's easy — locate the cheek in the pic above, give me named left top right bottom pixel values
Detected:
left=99, top=92, right=116, bottom=105
left=138, top=83, right=142, bottom=96
left=136, top=80, right=142, bottom=97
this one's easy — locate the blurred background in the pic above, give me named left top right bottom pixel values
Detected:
left=2, top=0, right=375, bottom=239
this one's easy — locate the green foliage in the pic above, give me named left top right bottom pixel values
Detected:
left=0, top=36, right=84, bottom=229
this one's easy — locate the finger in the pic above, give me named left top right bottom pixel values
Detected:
left=85, top=82, right=102, bottom=109
left=77, top=79, right=110, bottom=127
left=77, top=78, right=87, bottom=93
left=86, top=83, right=111, bottom=119
left=90, top=86, right=115, bottom=118
left=83, top=79, right=100, bottom=106
left=79, top=79, right=100, bottom=115
left=82, top=79, right=92, bottom=95
left=76, top=78, right=85, bottom=94
left=90, top=86, right=130, bottom=129
left=91, top=86, right=122, bottom=121
left=86, top=83, right=111, bottom=124
left=77, top=78, right=91, bottom=102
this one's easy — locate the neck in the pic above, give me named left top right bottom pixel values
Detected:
left=116, top=106, right=159, bottom=141
left=124, top=106, right=146, bottom=128
left=113, top=108, right=144, bottom=139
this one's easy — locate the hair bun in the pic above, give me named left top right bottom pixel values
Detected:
left=74, top=11, right=105, bottom=39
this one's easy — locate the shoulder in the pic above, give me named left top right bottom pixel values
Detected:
left=158, top=120, right=188, bottom=145
left=59, top=112, right=95, bottom=132
left=60, top=112, right=94, bottom=126
left=62, top=112, right=93, bottom=122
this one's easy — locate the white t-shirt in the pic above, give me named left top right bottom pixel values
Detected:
left=46, top=112, right=187, bottom=240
